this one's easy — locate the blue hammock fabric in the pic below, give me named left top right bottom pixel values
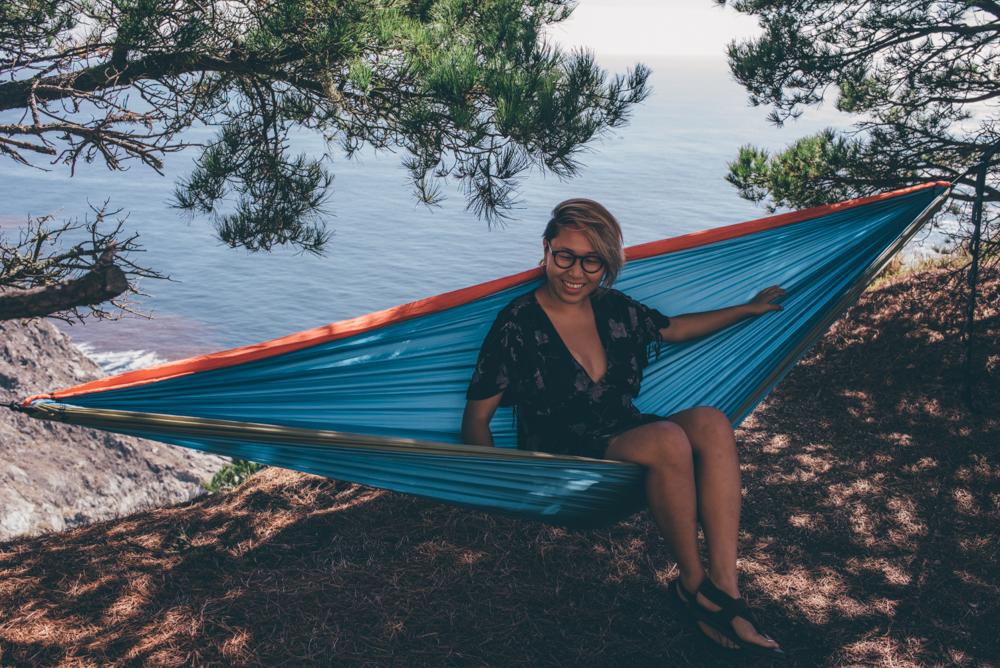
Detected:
left=22, top=184, right=950, bottom=528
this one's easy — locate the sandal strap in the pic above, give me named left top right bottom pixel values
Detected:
left=676, top=579, right=698, bottom=605
left=697, top=579, right=761, bottom=629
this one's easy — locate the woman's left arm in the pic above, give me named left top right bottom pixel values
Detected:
left=660, top=286, right=786, bottom=344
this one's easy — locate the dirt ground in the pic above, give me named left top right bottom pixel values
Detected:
left=0, top=270, right=997, bottom=668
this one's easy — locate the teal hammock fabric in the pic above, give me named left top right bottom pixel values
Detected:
left=22, top=184, right=951, bottom=528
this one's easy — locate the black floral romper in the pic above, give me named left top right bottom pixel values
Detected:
left=466, top=288, right=672, bottom=459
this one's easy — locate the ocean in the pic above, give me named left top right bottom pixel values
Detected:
left=0, top=56, right=937, bottom=374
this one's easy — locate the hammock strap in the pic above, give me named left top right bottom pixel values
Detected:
left=960, top=139, right=1000, bottom=410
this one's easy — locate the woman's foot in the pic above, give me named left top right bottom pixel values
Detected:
left=675, top=577, right=739, bottom=650
left=676, top=576, right=782, bottom=655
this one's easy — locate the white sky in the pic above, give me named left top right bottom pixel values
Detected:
left=549, top=0, right=761, bottom=56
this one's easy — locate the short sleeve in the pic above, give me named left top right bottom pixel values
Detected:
left=630, top=297, right=670, bottom=350
left=466, top=310, right=521, bottom=404
left=607, top=291, right=669, bottom=369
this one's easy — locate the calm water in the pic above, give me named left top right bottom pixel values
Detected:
left=2, top=56, right=853, bottom=370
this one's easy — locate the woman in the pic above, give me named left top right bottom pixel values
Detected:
left=461, top=199, right=786, bottom=658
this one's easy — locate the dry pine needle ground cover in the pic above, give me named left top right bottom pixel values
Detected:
left=0, top=270, right=997, bottom=668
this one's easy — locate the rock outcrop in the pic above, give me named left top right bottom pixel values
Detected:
left=0, top=318, right=225, bottom=541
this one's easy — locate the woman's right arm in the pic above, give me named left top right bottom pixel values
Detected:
left=461, top=391, right=504, bottom=447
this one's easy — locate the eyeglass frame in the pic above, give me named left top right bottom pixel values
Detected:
left=545, top=244, right=606, bottom=274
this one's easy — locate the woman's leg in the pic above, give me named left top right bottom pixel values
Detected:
left=666, top=407, right=742, bottom=595
left=605, top=408, right=778, bottom=650
left=604, top=420, right=705, bottom=587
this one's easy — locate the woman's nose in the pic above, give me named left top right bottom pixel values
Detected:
left=567, top=262, right=586, bottom=277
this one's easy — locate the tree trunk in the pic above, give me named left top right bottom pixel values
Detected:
left=0, top=263, right=128, bottom=320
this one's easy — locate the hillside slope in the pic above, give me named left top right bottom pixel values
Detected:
left=0, top=319, right=225, bottom=540
left=0, top=271, right=996, bottom=668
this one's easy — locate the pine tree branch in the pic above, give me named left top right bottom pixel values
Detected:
left=0, top=47, right=317, bottom=113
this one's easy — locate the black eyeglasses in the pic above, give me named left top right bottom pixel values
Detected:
left=548, top=248, right=605, bottom=274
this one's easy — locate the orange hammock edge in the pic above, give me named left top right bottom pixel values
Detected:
left=25, top=180, right=950, bottom=405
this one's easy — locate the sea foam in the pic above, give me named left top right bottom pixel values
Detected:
left=76, top=343, right=166, bottom=376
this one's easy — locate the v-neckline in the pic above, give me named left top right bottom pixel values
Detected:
left=533, top=292, right=609, bottom=385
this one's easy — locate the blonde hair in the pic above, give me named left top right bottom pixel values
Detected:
left=542, top=199, right=625, bottom=290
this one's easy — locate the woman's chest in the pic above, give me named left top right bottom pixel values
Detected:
left=520, top=315, right=641, bottom=404
left=543, top=310, right=607, bottom=383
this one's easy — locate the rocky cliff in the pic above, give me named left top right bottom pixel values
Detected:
left=0, top=318, right=225, bottom=540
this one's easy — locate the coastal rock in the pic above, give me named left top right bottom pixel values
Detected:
left=0, top=318, right=225, bottom=541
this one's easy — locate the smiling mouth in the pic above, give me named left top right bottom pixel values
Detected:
left=562, top=280, right=584, bottom=290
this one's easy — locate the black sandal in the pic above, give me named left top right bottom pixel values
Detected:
left=670, top=579, right=743, bottom=657
left=687, top=579, right=786, bottom=660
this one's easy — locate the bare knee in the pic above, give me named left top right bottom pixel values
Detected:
left=606, top=420, right=694, bottom=468
left=640, top=421, right=694, bottom=467
left=670, top=406, right=736, bottom=456
left=677, top=405, right=729, bottom=429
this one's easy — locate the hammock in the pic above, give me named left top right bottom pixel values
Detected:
left=19, top=183, right=951, bottom=528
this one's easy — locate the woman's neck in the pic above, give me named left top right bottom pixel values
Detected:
left=535, top=283, right=593, bottom=316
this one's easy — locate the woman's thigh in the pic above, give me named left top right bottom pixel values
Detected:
left=604, top=406, right=735, bottom=465
left=604, top=420, right=693, bottom=468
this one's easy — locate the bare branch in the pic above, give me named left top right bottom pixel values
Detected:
left=0, top=258, right=127, bottom=320
left=0, top=135, right=57, bottom=155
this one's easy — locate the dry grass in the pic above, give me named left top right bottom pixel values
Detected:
left=1, top=270, right=997, bottom=668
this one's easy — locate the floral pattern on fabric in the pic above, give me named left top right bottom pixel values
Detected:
left=466, top=289, right=671, bottom=459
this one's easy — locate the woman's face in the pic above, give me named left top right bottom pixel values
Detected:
left=543, top=227, right=606, bottom=305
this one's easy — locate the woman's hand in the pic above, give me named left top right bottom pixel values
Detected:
left=746, top=285, right=786, bottom=315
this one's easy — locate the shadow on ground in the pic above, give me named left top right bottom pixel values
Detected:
left=1, top=271, right=997, bottom=668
